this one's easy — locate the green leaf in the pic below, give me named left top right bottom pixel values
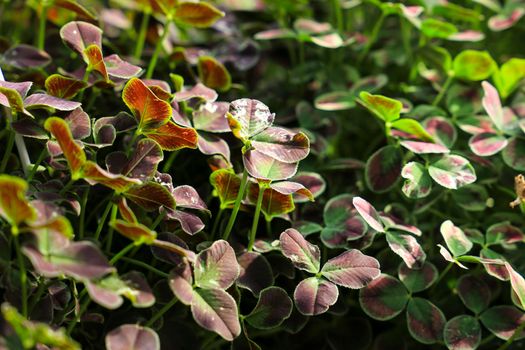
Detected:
left=358, top=92, right=402, bottom=122
left=391, top=119, right=434, bottom=142
left=452, top=50, right=496, bottom=81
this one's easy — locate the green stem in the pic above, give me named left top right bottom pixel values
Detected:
left=211, top=208, right=224, bottom=239
left=432, top=75, right=454, bottom=106
left=145, top=298, right=178, bottom=327
left=37, top=3, right=47, bottom=50
left=134, top=11, right=151, bottom=59
left=430, top=262, right=453, bottom=293
left=14, top=234, right=27, bottom=317
left=146, top=20, right=171, bottom=79
left=105, top=204, right=118, bottom=252
left=266, top=218, right=272, bottom=236
left=162, top=150, right=179, bottom=173
left=331, top=0, right=343, bottom=32
left=247, top=185, right=265, bottom=251
left=222, top=168, right=249, bottom=240
left=498, top=320, right=525, bottom=350
left=298, top=40, right=305, bottom=66
left=67, top=292, right=90, bottom=335
left=78, top=188, right=89, bottom=239
left=0, top=128, right=15, bottom=173
left=76, top=68, right=91, bottom=102
left=94, top=200, right=113, bottom=241
left=118, top=256, right=169, bottom=278
left=28, top=279, right=51, bottom=314
left=26, top=147, right=47, bottom=182
left=151, top=210, right=167, bottom=231
left=359, top=12, right=386, bottom=64
left=59, top=179, right=75, bottom=196
left=109, top=242, right=136, bottom=265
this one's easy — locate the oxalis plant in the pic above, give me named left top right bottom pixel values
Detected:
left=2, top=1, right=525, bottom=350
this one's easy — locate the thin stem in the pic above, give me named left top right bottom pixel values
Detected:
left=145, top=298, right=178, bottom=327
left=430, top=262, right=453, bottom=293
left=266, top=218, right=272, bottom=236
left=498, top=319, right=525, bottom=350
left=146, top=20, right=171, bottom=79
left=0, top=127, right=15, bottom=173
left=26, top=147, right=47, bottom=182
left=247, top=185, right=265, bottom=251
left=59, top=179, right=75, bottom=196
left=78, top=187, right=89, bottom=239
left=67, top=292, right=90, bottom=335
left=76, top=68, right=91, bottom=102
left=134, top=11, right=151, bottom=60
left=358, top=12, right=386, bottom=64
left=29, top=279, right=51, bottom=314
left=109, top=242, right=136, bottom=265
left=211, top=208, right=224, bottom=239
left=37, top=3, right=48, bottom=49
left=223, top=168, right=249, bottom=240
left=162, top=150, right=179, bottom=173
left=151, top=210, right=167, bottom=231
left=105, top=204, right=118, bottom=252
left=331, top=0, right=343, bottom=32
left=14, top=234, right=27, bottom=317
left=432, top=75, right=454, bottom=106
left=94, top=200, right=113, bottom=241
left=117, top=256, right=169, bottom=278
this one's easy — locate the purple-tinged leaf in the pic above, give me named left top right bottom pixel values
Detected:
left=440, top=220, right=473, bottom=256
left=398, top=262, right=438, bottom=293
left=291, top=172, right=326, bottom=202
left=23, top=241, right=115, bottom=280
left=400, top=140, right=450, bottom=154
left=0, top=80, right=32, bottom=98
left=123, top=139, right=163, bottom=180
left=268, top=181, right=313, bottom=201
left=457, top=274, right=491, bottom=314
left=86, top=272, right=155, bottom=309
left=422, top=116, right=457, bottom=148
left=4, top=44, right=51, bottom=69
left=94, top=112, right=137, bottom=135
left=24, top=93, right=81, bottom=111
left=191, top=288, right=241, bottom=341
left=227, top=98, right=274, bottom=140
left=359, top=274, right=409, bottom=321
left=480, top=306, right=525, bottom=340
left=104, top=54, right=142, bottom=79
left=365, top=145, right=403, bottom=193
left=250, top=127, right=309, bottom=163
left=456, top=115, right=496, bottom=135
left=321, top=249, right=380, bottom=289
left=60, top=21, right=103, bottom=57
left=428, top=155, right=476, bottom=190
left=506, top=263, right=525, bottom=311
left=245, top=287, right=292, bottom=329
left=279, top=228, right=320, bottom=274
left=489, top=8, right=525, bottom=31
left=45, top=74, right=87, bottom=100
left=210, top=169, right=241, bottom=209
left=321, top=195, right=367, bottom=247
left=438, top=244, right=467, bottom=269
left=166, top=210, right=205, bottom=235
left=380, top=215, right=422, bottom=236
left=406, top=298, right=446, bottom=344
left=151, top=232, right=188, bottom=265
left=401, top=162, right=432, bottom=198
left=11, top=118, right=47, bottom=139
left=236, top=252, right=274, bottom=296
left=486, top=222, right=524, bottom=246
left=193, top=102, right=230, bottom=132
left=197, top=132, right=231, bottom=161
left=105, top=324, right=160, bottom=350
left=172, top=83, right=217, bottom=102
left=352, top=197, right=385, bottom=232
left=468, top=132, right=507, bottom=156
left=243, top=149, right=298, bottom=181
left=194, top=240, right=240, bottom=290
left=502, top=137, right=525, bottom=171
left=293, top=277, right=338, bottom=316
left=172, top=185, right=208, bottom=212
left=293, top=18, right=331, bottom=34
left=169, top=262, right=194, bottom=305
left=110, top=219, right=157, bottom=244
left=449, top=30, right=485, bottom=42
left=124, top=182, right=175, bottom=211
left=444, top=315, right=481, bottom=350
left=64, top=108, right=90, bottom=139
left=386, top=232, right=426, bottom=269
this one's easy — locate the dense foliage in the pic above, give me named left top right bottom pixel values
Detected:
left=1, top=0, right=525, bottom=349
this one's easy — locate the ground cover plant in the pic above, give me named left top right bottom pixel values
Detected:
left=1, top=0, right=525, bottom=349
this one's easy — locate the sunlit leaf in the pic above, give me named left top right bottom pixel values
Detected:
left=321, top=249, right=380, bottom=289
left=197, top=56, right=231, bottom=92
left=105, top=324, right=160, bottom=350
left=452, top=50, right=496, bottom=81
left=293, top=277, right=338, bottom=316
left=110, top=219, right=157, bottom=244
left=358, top=92, right=402, bottom=122
left=279, top=228, right=320, bottom=274
left=60, top=21, right=102, bottom=57
left=175, top=2, right=225, bottom=28
left=440, top=220, right=473, bottom=256
left=123, top=182, right=175, bottom=211
left=45, top=74, right=87, bottom=99
left=386, top=231, right=426, bottom=269
left=250, top=127, right=310, bottom=163
left=227, top=98, right=274, bottom=140
left=428, top=155, right=476, bottom=190
left=352, top=197, right=385, bottom=232
left=194, top=240, right=240, bottom=290
left=143, top=121, right=199, bottom=151
left=0, top=175, right=36, bottom=229
left=401, top=162, right=432, bottom=198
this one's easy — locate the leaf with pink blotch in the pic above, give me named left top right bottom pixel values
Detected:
left=293, top=277, right=338, bottom=316
left=428, top=155, right=476, bottom=189
left=457, top=274, right=491, bottom=314
left=440, top=220, right=473, bottom=256
left=486, top=222, right=524, bottom=246
left=422, top=116, right=457, bottom=148
left=480, top=306, right=525, bottom=340
left=444, top=315, right=481, bottom=350
left=468, top=132, right=507, bottom=156
left=386, top=231, right=426, bottom=269
left=401, top=162, right=432, bottom=198
left=359, top=274, right=409, bottom=320
left=502, top=137, right=525, bottom=171
left=352, top=197, right=385, bottom=232
left=400, top=140, right=450, bottom=154
left=320, top=249, right=380, bottom=289
left=365, top=145, right=403, bottom=193
left=406, top=298, right=446, bottom=344
left=279, top=228, right=320, bottom=274
left=105, top=324, right=160, bottom=350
